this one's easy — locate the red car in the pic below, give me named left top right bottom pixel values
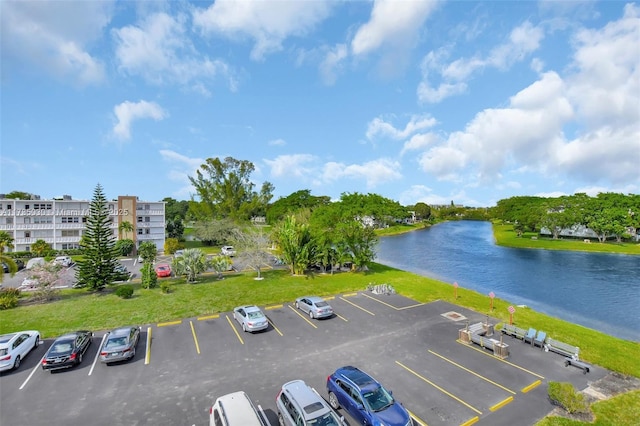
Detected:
left=155, top=263, right=172, bottom=278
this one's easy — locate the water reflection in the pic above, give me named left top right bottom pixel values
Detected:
left=375, top=221, right=640, bottom=341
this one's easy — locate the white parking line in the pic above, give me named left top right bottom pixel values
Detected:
left=88, top=334, right=108, bottom=376
left=19, top=354, right=45, bottom=390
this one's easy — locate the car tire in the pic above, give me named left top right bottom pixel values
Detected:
left=295, top=301, right=299, bottom=309
left=13, top=355, right=20, bottom=370
left=309, top=310, right=314, bottom=319
left=242, top=323, right=247, bottom=332
left=34, top=336, right=40, bottom=348
left=78, top=352, right=83, bottom=364
left=328, top=391, right=339, bottom=409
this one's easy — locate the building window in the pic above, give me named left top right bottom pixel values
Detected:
left=6, top=218, right=13, bottom=225
left=7, top=204, right=12, bottom=210
left=34, top=217, right=52, bottom=224
left=137, top=229, right=143, bottom=235
left=82, top=217, right=87, bottom=223
left=137, top=216, right=143, bottom=222
left=145, top=229, right=150, bottom=234
left=62, top=243, right=80, bottom=250
left=24, top=231, right=31, bottom=238
left=61, top=230, right=80, bottom=237
left=24, top=218, right=31, bottom=224
left=145, top=217, right=150, bottom=222
left=62, top=217, right=79, bottom=223
left=25, top=246, right=30, bottom=252
left=24, top=204, right=30, bottom=209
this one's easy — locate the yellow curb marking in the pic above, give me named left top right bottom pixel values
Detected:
left=522, top=380, right=542, bottom=393
left=490, top=396, right=513, bottom=412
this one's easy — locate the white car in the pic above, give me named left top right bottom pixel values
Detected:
left=233, top=305, right=268, bottom=333
left=54, top=256, right=73, bottom=267
left=221, top=246, right=236, bottom=257
left=0, top=330, right=41, bottom=372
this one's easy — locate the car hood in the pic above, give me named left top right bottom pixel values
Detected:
left=374, top=402, right=410, bottom=426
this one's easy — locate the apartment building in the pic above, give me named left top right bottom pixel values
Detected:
left=0, top=195, right=165, bottom=253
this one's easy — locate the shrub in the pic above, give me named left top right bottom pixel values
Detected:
left=0, top=291, right=19, bottom=310
left=141, top=263, right=158, bottom=289
left=548, top=381, right=589, bottom=414
left=164, top=238, right=182, bottom=255
left=160, top=281, right=173, bottom=294
left=115, top=285, right=134, bottom=299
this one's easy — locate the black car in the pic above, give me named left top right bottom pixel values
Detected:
left=2, top=259, right=25, bottom=273
left=42, top=330, right=93, bottom=371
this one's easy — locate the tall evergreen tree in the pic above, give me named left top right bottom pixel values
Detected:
left=75, top=184, right=119, bottom=291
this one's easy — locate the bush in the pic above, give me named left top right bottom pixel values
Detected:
left=0, top=291, right=19, bottom=310
left=160, top=281, right=173, bottom=294
left=548, top=381, right=589, bottom=414
left=115, top=285, right=134, bottom=299
left=164, top=238, right=182, bottom=255
left=141, top=263, right=158, bottom=289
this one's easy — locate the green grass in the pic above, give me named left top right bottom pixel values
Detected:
left=375, top=223, right=427, bottom=236
left=493, top=223, right=640, bottom=256
left=536, top=390, right=640, bottom=425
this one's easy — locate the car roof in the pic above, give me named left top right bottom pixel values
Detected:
left=337, top=366, right=378, bottom=388
left=109, top=327, right=135, bottom=337
left=305, top=296, right=324, bottom=303
left=239, top=305, right=261, bottom=312
left=282, top=380, right=331, bottom=418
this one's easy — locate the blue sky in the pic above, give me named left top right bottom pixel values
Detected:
left=1, top=1, right=638, bottom=207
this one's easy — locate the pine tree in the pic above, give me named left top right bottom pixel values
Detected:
left=75, top=184, right=119, bottom=291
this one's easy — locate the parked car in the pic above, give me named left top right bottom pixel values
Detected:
left=53, top=256, right=73, bottom=267
left=99, top=326, right=140, bottom=364
left=25, top=257, right=45, bottom=270
left=173, top=249, right=184, bottom=258
left=233, top=305, right=268, bottom=333
left=20, top=278, right=38, bottom=289
left=295, top=296, right=334, bottom=319
left=42, top=330, right=93, bottom=371
left=276, top=379, right=344, bottom=426
left=327, top=366, right=412, bottom=426
left=0, top=330, right=40, bottom=372
left=210, top=391, right=266, bottom=426
left=221, top=246, right=236, bottom=257
left=155, top=263, right=172, bottom=278
left=113, top=263, right=130, bottom=281
left=2, top=259, right=25, bottom=273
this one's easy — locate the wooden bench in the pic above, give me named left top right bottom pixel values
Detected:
left=470, top=333, right=495, bottom=350
left=564, top=357, right=590, bottom=374
left=545, top=338, right=580, bottom=360
left=501, top=324, right=527, bottom=340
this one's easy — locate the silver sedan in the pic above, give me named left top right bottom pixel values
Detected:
left=99, top=326, right=140, bottom=364
left=295, top=296, right=334, bottom=319
left=233, top=305, right=268, bottom=333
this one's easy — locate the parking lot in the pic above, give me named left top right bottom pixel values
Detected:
left=0, top=292, right=606, bottom=426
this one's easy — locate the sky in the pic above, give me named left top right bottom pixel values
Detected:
left=1, top=0, right=639, bottom=207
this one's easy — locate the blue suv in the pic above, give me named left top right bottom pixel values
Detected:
left=326, top=366, right=412, bottom=426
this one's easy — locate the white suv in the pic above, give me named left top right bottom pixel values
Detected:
left=54, top=256, right=73, bottom=267
left=210, top=391, right=265, bottom=426
left=221, top=246, right=236, bottom=257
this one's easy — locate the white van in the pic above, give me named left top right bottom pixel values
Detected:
left=209, top=391, right=266, bottom=426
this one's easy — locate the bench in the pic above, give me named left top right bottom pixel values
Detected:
left=466, top=322, right=485, bottom=335
left=564, top=357, right=590, bottom=374
left=545, top=338, right=580, bottom=360
left=501, top=324, right=527, bottom=340
left=470, top=333, right=495, bottom=350
left=533, top=331, right=547, bottom=349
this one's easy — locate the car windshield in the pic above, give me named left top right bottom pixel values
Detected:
left=50, top=342, right=73, bottom=354
left=247, top=311, right=263, bottom=320
left=363, top=386, right=394, bottom=412
left=308, top=411, right=342, bottom=426
left=105, top=337, right=127, bottom=348
left=315, top=301, right=329, bottom=308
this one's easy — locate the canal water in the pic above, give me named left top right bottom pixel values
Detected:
left=375, top=221, right=640, bottom=341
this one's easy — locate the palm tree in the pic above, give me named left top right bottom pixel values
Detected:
left=0, top=254, right=18, bottom=283
left=172, top=248, right=209, bottom=283
left=0, top=230, right=14, bottom=253
left=118, top=221, right=134, bottom=239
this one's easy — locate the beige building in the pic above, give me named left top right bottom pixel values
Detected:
left=0, top=195, right=165, bottom=253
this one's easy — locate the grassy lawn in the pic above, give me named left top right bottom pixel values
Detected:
left=493, top=223, right=640, bottom=256
left=536, top=390, right=640, bottom=425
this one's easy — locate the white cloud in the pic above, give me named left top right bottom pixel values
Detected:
left=113, top=100, right=168, bottom=140
left=321, top=158, right=401, bottom=188
left=159, top=150, right=204, bottom=198
left=1, top=0, right=111, bottom=85
left=401, top=132, right=440, bottom=155
left=366, top=115, right=437, bottom=140
left=264, top=154, right=317, bottom=178
left=193, top=0, right=333, bottom=61
left=351, top=0, right=437, bottom=56
left=268, top=138, right=286, bottom=147
left=418, top=21, right=544, bottom=103
left=319, top=43, right=348, bottom=86
left=113, top=12, right=236, bottom=94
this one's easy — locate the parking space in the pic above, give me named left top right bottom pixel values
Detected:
left=0, top=293, right=608, bottom=426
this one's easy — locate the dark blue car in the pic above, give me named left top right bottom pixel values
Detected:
left=327, top=366, right=412, bottom=426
